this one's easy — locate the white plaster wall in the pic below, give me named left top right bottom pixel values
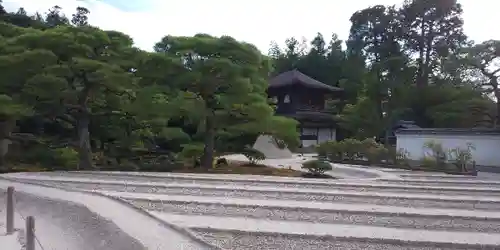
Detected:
left=396, top=134, right=500, bottom=167
left=302, top=140, right=317, bottom=147
left=302, top=127, right=336, bottom=147
left=301, top=128, right=317, bottom=147
left=302, top=128, right=317, bottom=136
left=318, top=128, right=336, bottom=143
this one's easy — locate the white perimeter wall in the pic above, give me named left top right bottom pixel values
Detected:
left=396, top=133, right=500, bottom=167
left=301, top=128, right=336, bottom=147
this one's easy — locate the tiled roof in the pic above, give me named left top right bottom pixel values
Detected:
left=269, top=69, right=343, bottom=92
left=395, top=128, right=500, bottom=135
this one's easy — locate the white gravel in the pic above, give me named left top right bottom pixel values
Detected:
left=8, top=173, right=500, bottom=197
left=122, top=196, right=500, bottom=233
left=20, top=179, right=500, bottom=210
left=3, top=168, right=500, bottom=249
left=223, top=154, right=400, bottom=179
left=0, top=179, right=211, bottom=250
left=193, top=230, right=473, bottom=250
left=110, top=192, right=500, bottom=220
left=151, top=213, right=500, bottom=247
left=0, top=232, right=21, bottom=250
left=1, top=190, right=146, bottom=250
left=376, top=178, right=500, bottom=188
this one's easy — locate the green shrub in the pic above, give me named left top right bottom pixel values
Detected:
left=423, top=140, right=447, bottom=169
left=242, top=146, right=266, bottom=165
left=359, top=138, right=388, bottom=164
left=340, top=139, right=362, bottom=161
left=448, top=143, right=475, bottom=172
left=365, top=144, right=389, bottom=164
left=51, top=147, right=79, bottom=170
left=301, top=160, right=332, bottom=175
left=100, top=160, right=138, bottom=171
left=20, top=146, right=79, bottom=170
left=137, top=162, right=180, bottom=172
left=317, top=138, right=389, bottom=165
left=419, top=156, right=439, bottom=169
left=136, top=154, right=182, bottom=172
left=315, top=141, right=342, bottom=161
left=19, top=145, right=52, bottom=165
left=315, top=142, right=329, bottom=157
left=360, top=138, right=379, bottom=150
left=179, top=143, right=204, bottom=166
left=394, top=148, right=411, bottom=167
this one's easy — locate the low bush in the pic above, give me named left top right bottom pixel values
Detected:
left=393, top=148, right=411, bottom=167
left=316, top=141, right=341, bottom=161
left=301, top=159, right=332, bottom=175
left=423, top=140, right=447, bottom=169
left=179, top=143, right=204, bottom=166
left=419, top=156, right=439, bottom=170
left=315, top=138, right=388, bottom=165
left=420, top=140, right=476, bottom=172
left=137, top=163, right=181, bottom=172
left=16, top=145, right=79, bottom=170
left=448, top=143, right=475, bottom=172
left=315, top=137, right=476, bottom=174
left=341, top=138, right=363, bottom=161
left=242, top=146, right=266, bottom=165
left=51, top=147, right=79, bottom=170
left=100, top=160, right=138, bottom=171
left=136, top=154, right=183, bottom=172
left=365, top=144, right=389, bottom=164
left=360, top=138, right=388, bottom=164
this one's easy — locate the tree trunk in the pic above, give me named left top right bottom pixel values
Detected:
left=0, top=138, right=9, bottom=169
left=201, top=112, right=215, bottom=168
left=76, top=112, right=94, bottom=170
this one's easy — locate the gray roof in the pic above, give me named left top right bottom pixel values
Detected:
left=395, top=128, right=500, bottom=135
left=269, top=69, right=343, bottom=92
left=393, top=120, right=420, bottom=129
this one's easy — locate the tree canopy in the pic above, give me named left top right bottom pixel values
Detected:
left=0, top=0, right=497, bottom=170
left=269, top=0, right=497, bottom=140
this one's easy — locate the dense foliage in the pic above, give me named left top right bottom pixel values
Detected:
left=269, top=0, right=498, bottom=140
left=315, top=138, right=476, bottom=173
left=0, top=0, right=498, bottom=171
left=0, top=4, right=299, bottom=171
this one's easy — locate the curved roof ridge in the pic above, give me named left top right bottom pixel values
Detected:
left=269, top=70, right=343, bottom=92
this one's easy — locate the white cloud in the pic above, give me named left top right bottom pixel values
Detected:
left=4, top=0, right=500, bottom=52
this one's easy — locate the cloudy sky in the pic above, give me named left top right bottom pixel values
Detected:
left=3, top=0, right=498, bottom=53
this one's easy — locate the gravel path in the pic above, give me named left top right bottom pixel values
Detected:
left=193, top=230, right=482, bottom=250
left=376, top=179, right=500, bottom=188
left=0, top=180, right=213, bottom=250
left=125, top=198, right=500, bottom=233
left=7, top=173, right=366, bottom=190
left=2, top=170, right=500, bottom=249
left=24, top=180, right=500, bottom=210
left=0, top=189, right=145, bottom=250
left=9, top=174, right=500, bottom=197
left=154, top=213, right=500, bottom=249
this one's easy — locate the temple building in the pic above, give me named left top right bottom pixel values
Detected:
left=268, top=70, right=343, bottom=147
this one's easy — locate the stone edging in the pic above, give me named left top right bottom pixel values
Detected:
left=189, top=227, right=496, bottom=250
left=11, top=174, right=500, bottom=193
left=120, top=196, right=500, bottom=221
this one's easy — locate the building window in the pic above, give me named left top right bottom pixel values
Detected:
left=302, top=128, right=317, bottom=136
left=284, top=95, right=290, bottom=103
